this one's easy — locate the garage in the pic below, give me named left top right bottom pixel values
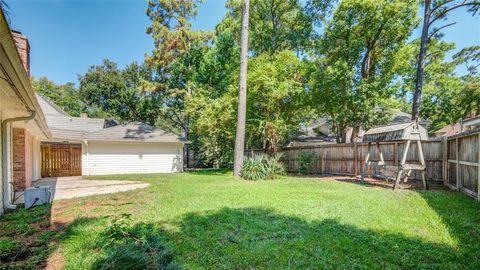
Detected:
left=37, top=95, right=186, bottom=177
left=83, top=141, right=183, bottom=175
left=81, top=123, right=185, bottom=176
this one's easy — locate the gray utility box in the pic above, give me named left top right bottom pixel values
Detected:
left=24, top=186, right=51, bottom=209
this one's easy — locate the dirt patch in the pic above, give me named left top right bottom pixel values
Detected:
left=44, top=248, right=65, bottom=270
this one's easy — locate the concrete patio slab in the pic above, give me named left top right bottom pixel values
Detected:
left=16, top=176, right=149, bottom=202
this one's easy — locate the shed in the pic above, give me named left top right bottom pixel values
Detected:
left=362, top=122, right=428, bottom=143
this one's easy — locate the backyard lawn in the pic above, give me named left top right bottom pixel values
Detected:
left=1, top=170, right=480, bottom=269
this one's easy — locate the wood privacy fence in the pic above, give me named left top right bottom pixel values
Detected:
left=256, top=130, right=479, bottom=201
left=41, top=143, right=82, bottom=177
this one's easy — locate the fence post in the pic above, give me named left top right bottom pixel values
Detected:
left=478, top=134, right=480, bottom=202
left=394, top=142, right=398, bottom=167
left=442, top=137, right=448, bottom=186
left=456, top=137, right=460, bottom=190
left=354, top=143, right=358, bottom=176
left=321, top=147, right=325, bottom=174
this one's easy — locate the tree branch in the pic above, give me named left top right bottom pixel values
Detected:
left=428, top=22, right=458, bottom=40
left=428, top=1, right=480, bottom=27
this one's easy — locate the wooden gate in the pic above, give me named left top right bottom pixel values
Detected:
left=41, top=143, right=82, bottom=177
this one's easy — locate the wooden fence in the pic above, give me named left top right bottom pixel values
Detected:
left=41, top=143, right=82, bottom=177
left=445, top=131, right=479, bottom=200
left=281, top=139, right=444, bottom=181
left=269, top=130, right=480, bottom=201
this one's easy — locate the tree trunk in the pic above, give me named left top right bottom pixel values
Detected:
left=233, top=0, right=250, bottom=176
left=412, top=0, right=431, bottom=121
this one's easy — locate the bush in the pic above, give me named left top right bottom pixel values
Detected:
left=298, top=151, right=315, bottom=174
left=241, top=154, right=285, bottom=181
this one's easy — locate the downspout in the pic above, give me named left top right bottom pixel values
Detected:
left=2, top=111, right=36, bottom=209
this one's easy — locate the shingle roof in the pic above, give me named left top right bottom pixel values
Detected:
left=45, top=116, right=105, bottom=133
left=36, top=94, right=184, bottom=143
left=84, top=123, right=184, bottom=143
left=363, top=122, right=413, bottom=136
left=37, top=94, right=106, bottom=132
left=35, top=93, right=70, bottom=117
left=49, top=128, right=87, bottom=141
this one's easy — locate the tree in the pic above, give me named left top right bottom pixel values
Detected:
left=233, top=0, right=250, bottom=176
left=453, top=45, right=480, bottom=117
left=217, top=0, right=329, bottom=55
left=310, top=0, right=417, bottom=142
left=246, top=51, right=312, bottom=153
left=32, top=77, right=85, bottom=117
left=411, top=0, right=480, bottom=121
left=146, top=0, right=211, bottom=166
left=78, top=59, right=161, bottom=124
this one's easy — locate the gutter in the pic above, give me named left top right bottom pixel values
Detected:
left=2, top=111, right=36, bottom=209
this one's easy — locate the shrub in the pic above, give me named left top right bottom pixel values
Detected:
left=298, top=151, right=315, bottom=174
left=241, top=154, right=285, bottom=181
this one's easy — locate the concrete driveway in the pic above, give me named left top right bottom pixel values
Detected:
left=27, top=176, right=149, bottom=201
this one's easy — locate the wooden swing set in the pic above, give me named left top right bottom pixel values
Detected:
left=360, top=121, right=429, bottom=190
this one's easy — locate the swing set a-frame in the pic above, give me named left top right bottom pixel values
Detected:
left=360, top=121, right=429, bottom=190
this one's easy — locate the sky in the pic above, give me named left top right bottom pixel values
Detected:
left=5, top=0, right=480, bottom=85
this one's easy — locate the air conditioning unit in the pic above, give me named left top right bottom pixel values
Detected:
left=24, top=186, right=51, bottom=209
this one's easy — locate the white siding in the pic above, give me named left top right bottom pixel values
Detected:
left=82, top=141, right=183, bottom=175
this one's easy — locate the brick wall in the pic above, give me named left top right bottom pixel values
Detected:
left=11, top=31, right=30, bottom=76
left=12, top=128, right=32, bottom=191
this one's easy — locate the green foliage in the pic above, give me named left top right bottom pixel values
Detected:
left=78, top=60, right=163, bottom=125
left=32, top=77, right=85, bottom=116
left=0, top=206, right=60, bottom=269
left=398, top=38, right=480, bottom=132
left=310, top=0, right=418, bottom=142
left=298, top=151, right=315, bottom=174
left=246, top=51, right=313, bottom=153
left=92, top=214, right=180, bottom=270
left=217, top=0, right=327, bottom=55
left=241, top=154, right=285, bottom=181
left=145, top=0, right=212, bottom=136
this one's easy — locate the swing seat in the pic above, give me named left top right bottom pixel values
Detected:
left=376, top=165, right=398, bottom=180
left=401, top=164, right=426, bottom=171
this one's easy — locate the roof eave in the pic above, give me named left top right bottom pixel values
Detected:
left=0, top=11, right=51, bottom=138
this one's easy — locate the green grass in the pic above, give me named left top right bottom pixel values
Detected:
left=2, top=171, right=480, bottom=269
left=0, top=205, right=62, bottom=269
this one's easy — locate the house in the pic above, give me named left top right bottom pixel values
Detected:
left=462, top=115, right=480, bottom=130
left=434, top=123, right=462, bottom=137
left=1, top=9, right=185, bottom=214
left=435, top=116, right=480, bottom=137
left=37, top=94, right=186, bottom=176
left=290, top=111, right=428, bottom=146
left=1, top=12, right=51, bottom=213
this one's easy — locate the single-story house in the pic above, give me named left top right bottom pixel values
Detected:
left=1, top=10, right=185, bottom=214
left=1, top=13, right=51, bottom=213
left=37, top=94, right=186, bottom=176
left=435, top=116, right=480, bottom=137
left=290, top=111, right=429, bottom=146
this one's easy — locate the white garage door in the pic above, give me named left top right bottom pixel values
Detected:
left=83, top=141, right=183, bottom=175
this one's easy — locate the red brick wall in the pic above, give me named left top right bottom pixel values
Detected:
left=11, top=31, right=30, bottom=76
left=12, top=128, right=32, bottom=191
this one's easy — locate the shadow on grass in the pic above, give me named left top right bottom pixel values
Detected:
left=164, top=207, right=475, bottom=269
left=0, top=204, right=60, bottom=269
left=60, top=216, right=179, bottom=270
left=185, top=168, right=232, bottom=176
left=418, top=191, right=480, bottom=268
